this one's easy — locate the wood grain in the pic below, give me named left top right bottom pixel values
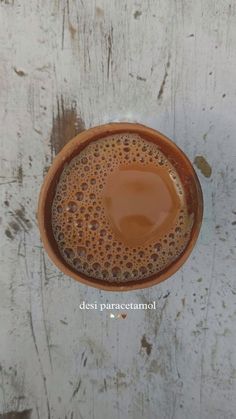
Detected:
left=0, top=0, right=236, bottom=418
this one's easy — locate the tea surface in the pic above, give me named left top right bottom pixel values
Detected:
left=51, top=133, right=193, bottom=282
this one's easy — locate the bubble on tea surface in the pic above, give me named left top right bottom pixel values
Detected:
left=77, top=246, right=86, bottom=258
left=57, top=205, right=63, bottom=214
left=75, top=219, right=83, bottom=228
left=75, top=192, right=84, bottom=201
left=112, top=266, right=121, bottom=278
left=51, top=133, right=193, bottom=283
left=89, top=220, right=99, bottom=231
left=58, top=232, right=64, bottom=241
left=81, top=182, right=88, bottom=191
left=64, top=248, right=75, bottom=259
left=67, top=201, right=77, bottom=213
left=73, top=258, right=81, bottom=268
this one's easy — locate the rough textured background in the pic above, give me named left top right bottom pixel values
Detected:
left=0, top=1, right=236, bottom=418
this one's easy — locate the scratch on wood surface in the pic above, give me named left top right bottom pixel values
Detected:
left=9, top=221, right=21, bottom=235
left=42, top=249, right=49, bottom=286
left=134, top=10, right=142, bottom=19
left=71, top=378, right=82, bottom=399
left=138, top=293, right=169, bottom=338
left=28, top=311, right=51, bottom=419
left=163, top=290, right=170, bottom=299
left=35, top=405, right=40, bottom=419
left=17, top=164, right=23, bottom=185
left=14, top=206, right=33, bottom=229
left=107, top=27, right=113, bottom=79
left=103, top=378, right=107, bottom=392
left=140, top=335, right=152, bottom=355
left=5, top=204, right=32, bottom=240
left=50, top=96, right=85, bottom=157
left=13, top=67, right=27, bottom=77
left=154, top=298, right=168, bottom=336
left=0, top=410, right=32, bottom=418
left=96, top=7, right=104, bottom=18
left=137, top=75, right=146, bottom=81
left=40, top=250, right=53, bottom=371
left=0, top=180, right=17, bottom=186
left=0, top=0, right=14, bottom=5
left=28, top=311, right=41, bottom=369
left=68, top=21, right=77, bottom=40
left=36, top=64, right=51, bottom=73
left=174, top=328, right=181, bottom=379
left=157, top=53, right=171, bottom=100
left=199, top=242, right=216, bottom=415
left=148, top=359, right=166, bottom=376
left=5, top=228, right=14, bottom=239
left=79, top=337, right=109, bottom=369
left=203, top=124, right=213, bottom=141
left=114, top=370, right=127, bottom=393
left=62, top=5, right=66, bottom=49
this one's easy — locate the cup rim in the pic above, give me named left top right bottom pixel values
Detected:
left=38, top=122, right=203, bottom=291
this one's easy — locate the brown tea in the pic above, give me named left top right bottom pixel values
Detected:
left=51, top=133, right=194, bottom=283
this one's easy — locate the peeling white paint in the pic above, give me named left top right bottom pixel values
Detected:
left=0, top=0, right=236, bottom=418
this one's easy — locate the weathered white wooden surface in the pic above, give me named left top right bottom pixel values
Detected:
left=1, top=0, right=236, bottom=418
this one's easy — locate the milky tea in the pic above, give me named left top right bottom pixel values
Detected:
left=51, top=133, right=193, bottom=283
